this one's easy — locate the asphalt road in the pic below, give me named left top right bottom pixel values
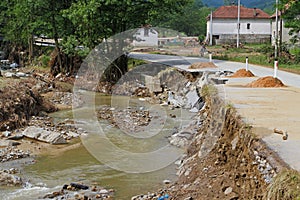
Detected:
left=129, top=52, right=300, bottom=88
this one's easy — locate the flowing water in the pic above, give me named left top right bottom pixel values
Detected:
left=1, top=92, right=194, bottom=199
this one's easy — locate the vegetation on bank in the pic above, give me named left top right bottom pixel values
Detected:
left=265, top=169, right=300, bottom=200
left=207, top=43, right=300, bottom=74
left=0, top=0, right=298, bottom=77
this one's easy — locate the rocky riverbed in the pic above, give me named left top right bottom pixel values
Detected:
left=97, top=106, right=154, bottom=133
left=1, top=64, right=295, bottom=199
left=42, top=183, right=114, bottom=200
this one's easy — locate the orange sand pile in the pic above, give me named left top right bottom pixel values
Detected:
left=188, top=62, right=217, bottom=69
left=247, top=76, right=285, bottom=88
left=230, top=69, right=255, bottom=78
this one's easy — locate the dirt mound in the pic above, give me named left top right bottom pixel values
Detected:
left=230, top=69, right=255, bottom=78
left=0, top=79, right=57, bottom=131
left=188, top=62, right=217, bottom=69
left=247, top=76, right=285, bottom=88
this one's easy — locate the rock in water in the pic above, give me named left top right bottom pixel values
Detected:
left=22, top=126, right=67, bottom=144
left=70, top=183, right=89, bottom=190
left=0, top=170, right=22, bottom=186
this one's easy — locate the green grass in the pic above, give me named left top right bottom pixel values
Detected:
left=127, top=58, right=148, bottom=70
left=265, top=169, right=300, bottom=200
left=208, top=44, right=300, bottom=74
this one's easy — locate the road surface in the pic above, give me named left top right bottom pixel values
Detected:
left=129, top=52, right=300, bottom=171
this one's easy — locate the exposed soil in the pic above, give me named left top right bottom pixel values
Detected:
left=247, top=76, right=285, bottom=88
left=188, top=62, right=217, bottom=69
left=0, top=79, right=57, bottom=131
left=230, top=69, right=255, bottom=78
left=165, top=97, right=269, bottom=200
left=135, top=91, right=290, bottom=200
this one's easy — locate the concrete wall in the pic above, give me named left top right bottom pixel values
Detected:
left=215, top=34, right=271, bottom=45
left=206, top=18, right=271, bottom=44
left=271, top=19, right=292, bottom=44
left=133, top=28, right=158, bottom=47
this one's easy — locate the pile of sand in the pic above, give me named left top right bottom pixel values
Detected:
left=230, top=69, right=255, bottom=78
left=247, top=76, right=285, bottom=88
left=188, top=62, right=217, bottom=69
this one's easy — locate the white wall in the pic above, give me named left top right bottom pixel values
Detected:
left=207, top=19, right=271, bottom=36
left=133, top=28, right=158, bottom=47
left=271, top=19, right=291, bottom=44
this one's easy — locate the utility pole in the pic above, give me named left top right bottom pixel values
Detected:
left=237, top=0, right=241, bottom=48
left=275, top=0, right=279, bottom=59
left=274, top=0, right=279, bottom=78
left=210, top=10, right=213, bottom=46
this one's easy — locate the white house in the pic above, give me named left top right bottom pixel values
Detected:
left=271, top=11, right=300, bottom=45
left=206, top=5, right=271, bottom=45
left=132, top=27, right=158, bottom=47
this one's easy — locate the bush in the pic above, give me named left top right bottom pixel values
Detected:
left=290, top=47, right=300, bottom=63
left=257, top=44, right=273, bottom=54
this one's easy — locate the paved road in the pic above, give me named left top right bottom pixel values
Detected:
left=129, top=52, right=300, bottom=171
left=129, top=52, right=300, bottom=88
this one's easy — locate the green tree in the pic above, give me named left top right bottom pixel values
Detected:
left=152, top=0, right=210, bottom=37
left=0, top=0, right=46, bottom=60
left=0, top=0, right=73, bottom=65
left=61, top=0, right=191, bottom=79
left=223, top=0, right=232, bottom=6
left=279, top=0, right=300, bottom=43
left=0, top=0, right=192, bottom=77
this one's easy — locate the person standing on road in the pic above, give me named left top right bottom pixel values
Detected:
left=199, top=43, right=207, bottom=57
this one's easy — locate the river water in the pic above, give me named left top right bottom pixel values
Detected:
left=1, top=92, right=194, bottom=199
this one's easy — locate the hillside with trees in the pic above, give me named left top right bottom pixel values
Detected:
left=0, top=0, right=191, bottom=77
left=0, top=0, right=298, bottom=78
left=202, top=0, right=275, bottom=10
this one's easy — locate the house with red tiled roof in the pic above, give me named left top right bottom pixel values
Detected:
left=206, top=5, right=271, bottom=45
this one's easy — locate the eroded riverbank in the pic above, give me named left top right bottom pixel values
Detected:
left=1, top=63, right=300, bottom=199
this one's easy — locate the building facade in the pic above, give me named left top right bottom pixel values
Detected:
left=206, top=5, right=271, bottom=45
left=132, top=27, right=158, bottom=47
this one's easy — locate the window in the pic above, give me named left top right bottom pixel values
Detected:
left=247, top=23, right=251, bottom=29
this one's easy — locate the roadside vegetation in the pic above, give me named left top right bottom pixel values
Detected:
left=265, top=169, right=300, bottom=200
left=207, top=43, right=300, bottom=74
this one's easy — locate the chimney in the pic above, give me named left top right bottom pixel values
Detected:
left=253, top=7, right=257, bottom=16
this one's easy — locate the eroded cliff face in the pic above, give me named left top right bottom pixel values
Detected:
left=166, top=93, right=286, bottom=200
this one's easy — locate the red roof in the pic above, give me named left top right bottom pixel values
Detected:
left=210, top=5, right=270, bottom=19
left=270, top=11, right=283, bottom=18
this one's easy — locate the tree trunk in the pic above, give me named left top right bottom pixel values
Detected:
left=103, top=54, right=128, bottom=84
left=28, top=34, right=34, bottom=62
left=50, top=5, right=63, bottom=73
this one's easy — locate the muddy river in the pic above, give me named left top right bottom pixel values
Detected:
left=1, top=92, right=193, bottom=199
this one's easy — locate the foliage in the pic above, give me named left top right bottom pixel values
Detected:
left=208, top=43, right=300, bottom=74
left=257, top=44, right=274, bottom=54
left=202, top=0, right=274, bottom=10
left=290, top=47, right=300, bottom=63
left=38, top=55, right=51, bottom=67
left=265, top=169, right=300, bottom=200
left=153, top=0, right=210, bottom=37
left=279, top=0, right=300, bottom=44
left=0, top=0, right=192, bottom=76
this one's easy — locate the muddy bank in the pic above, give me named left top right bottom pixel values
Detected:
left=0, top=79, right=56, bottom=131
